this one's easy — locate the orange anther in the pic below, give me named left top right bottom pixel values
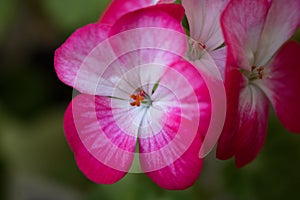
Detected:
left=130, top=94, right=137, bottom=100
left=129, top=92, right=144, bottom=107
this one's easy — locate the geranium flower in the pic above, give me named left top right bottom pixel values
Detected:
left=55, top=4, right=213, bottom=190
left=99, top=0, right=175, bottom=24
left=182, top=0, right=229, bottom=78
left=216, top=0, right=300, bottom=167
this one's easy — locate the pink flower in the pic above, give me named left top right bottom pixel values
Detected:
left=182, top=0, right=229, bottom=78
left=217, top=0, right=300, bottom=167
left=99, top=0, right=175, bottom=24
left=55, top=4, right=212, bottom=190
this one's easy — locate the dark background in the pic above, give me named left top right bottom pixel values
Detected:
left=1, top=0, right=300, bottom=199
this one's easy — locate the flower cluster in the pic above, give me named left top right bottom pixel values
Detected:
left=54, top=0, right=300, bottom=190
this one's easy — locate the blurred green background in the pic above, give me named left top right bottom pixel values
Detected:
left=1, top=0, right=300, bottom=199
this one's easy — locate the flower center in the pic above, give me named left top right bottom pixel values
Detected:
left=188, top=38, right=207, bottom=61
left=249, top=66, right=265, bottom=81
left=129, top=89, right=152, bottom=107
left=241, top=66, right=267, bottom=81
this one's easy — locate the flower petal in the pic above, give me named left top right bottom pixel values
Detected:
left=100, top=0, right=154, bottom=24
left=220, top=0, right=271, bottom=69
left=193, top=54, right=227, bottom=158
left=103, top=5, right=187, bottom=91
left=182, top=0, right=229, bottom=51
left=234, top=85, right=269, bottom=168
left=157, top=0, right=175, bottom=3
left=255, top=0, right=300, bottom=66
left=143, top=131, right=203, bottom=190
left=55, top=11, right=186, bottom=97
left=109, top=4, right=185, bottom=35
left=259, top=41, right=300, bottom=133
left=64, top=94, right=137, bottom=183
left=216, top=69, right=245, bottom=160
left=137, top=61, right=210, bottom=189
left=99, top=0, right=175, bottom=24
left=54, top=23, right=118, bottom=95
left=208, top=46, right=227, bottom=80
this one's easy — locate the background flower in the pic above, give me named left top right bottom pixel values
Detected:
left=182, top=0, right=229, bottom=78
left=217, top=0, right=300, bottom=167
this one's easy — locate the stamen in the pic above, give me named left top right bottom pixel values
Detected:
left=188, top=38, right=207, bottom=61
left=257, top=66, right=264, bottom=79
left=247, top=66, right=265, bottom=81
left=129, top=92, right=144, bottom=107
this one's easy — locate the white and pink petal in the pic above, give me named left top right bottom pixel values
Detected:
left=234, top=85, right=269, bottom=167
left=182, top=0, right=229, bottom=51
left=108, top=4, right=186, bottom=63
left=54, top=23, right=119, bottom=95
left=256, top=0, right=300, bottom=66
left=99, top=0, right=175, bottom=24
left=259, top=41, right=300, bottom=133
left=142, top=131, right=203, bottom=190
left=137, top=61, right=210, bottom=189
left=64, top=94, right=137, bottom=183
left=221, top=0, right=271, bottom=70
left=207, top=46, right=227, bottom=80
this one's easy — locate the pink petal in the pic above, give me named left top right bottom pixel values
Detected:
left=259, top=41, right=300, bottom=133
left=209, top=46, right=227, bottom=80
left=138, top=61, right=210, bottom=189
left=99, top=0, right=155, bottom=24
left=182, top=0, right=229, bottom=51
left=55, top=17, right=185, bottom=97
left=143, top=131, right=203, bottom=190
left=64, top=94, right=137, bottom=183
left=217, top=69, right=245, bottom=160
left=220, top=0, right=271, bottom=70
left=157, top=0, right=175, bottom=3
left=234, top=85, right=269, bottom=168
left=109, top=4, right=185, bottom=35
left=107, top=4, right=187, bottom=72
left=256, top=0, right=300, bottom=66
left=99, top=0, right=176, bottom=25
left=193, top=55, right=227, bottom=158
left=54, top=23, right=117, bottom=95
